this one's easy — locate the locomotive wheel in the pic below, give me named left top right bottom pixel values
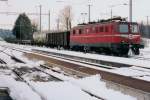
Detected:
left=120, top=48, right=129, bottom=56
left=131, top=47, right=140, bottom=55
left=71, top=46, right=84, bottom=52
left=111, top=44, right=129, bottom=56
left=103, top=48, right=111, bottom=55
left=84, top=46, right=90, bottom=53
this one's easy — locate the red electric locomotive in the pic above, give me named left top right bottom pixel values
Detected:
left=70, top=17, right=142, bottom=55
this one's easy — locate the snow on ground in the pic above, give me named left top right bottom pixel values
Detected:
left=29, top=74, right=136, bottom=100
left=0, top=75, right=42, bottom=100
left=14, top=43, right=150, bottom=82
left=31, top=81, right=100, bottom=100
left=0, top=41, right=138, bottom=100
left=111, top=67, right=150, bottom=81
left=1, top=41, right=150, bottom=81
left=142, top=38, right=150, bottom=47
left=134, top=39, right=150, bottom=60
left=37, top=68, right=136, bottom=100
left=0, top=45, right=44, bottom=69
left=0, top=47, right=15, bottom=64
left=5, top=41, right=150, bottom=68
left=71, top=75, right=136, bottom=100
left=0, top=68, right=138, bottom=100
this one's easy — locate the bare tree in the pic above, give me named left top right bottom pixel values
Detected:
left=31, top=19, right=38, bottom=32
left=58, top=5, right=73, bottom=31
left=56, top=18, right=60, bottom=31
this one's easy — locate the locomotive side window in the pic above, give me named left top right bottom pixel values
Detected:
left=119, top=24, right=129, bottom=33
left=105, top=26, right=109, bottom=32
left=95, top=27, right=99, bottom=33
left=92, top=27, right=95, bottom=33
left=73, top=30, right=76, bottom=35
left=79, top=29, right=82, bottom=34
left=76, top=30, right=79, bottom=34
left=86, top=28, right=90, bottom=33
left=99, top=27, right=104, bottom=32
left=131, top=24, right=138, bottom=33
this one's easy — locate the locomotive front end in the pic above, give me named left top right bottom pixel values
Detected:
left=118, top=22, right=142, bottom=55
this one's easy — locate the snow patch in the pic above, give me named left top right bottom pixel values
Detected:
left=0, top=75, right=42, bottom=100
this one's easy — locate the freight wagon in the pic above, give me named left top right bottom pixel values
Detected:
left=46, top=31, right=70, bottom=49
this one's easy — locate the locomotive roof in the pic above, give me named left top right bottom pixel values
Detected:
left=73, top=21, right=138, bottom=29
left=73, top=17, right=138, bottom=29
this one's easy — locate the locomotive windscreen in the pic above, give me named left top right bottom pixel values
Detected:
left=119, top=24, right=129, bottom=33
left=130, top=24, right=138, bottom=33
left=119, top=23, right=139, bottom=34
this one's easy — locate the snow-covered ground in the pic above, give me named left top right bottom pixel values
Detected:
left=0, top=43, right=137, bottom=100
left=2, top=40, right=150, bottom=82
left=3, top=41, right=150, bottom=68
left=0, top=41, right=150, bottom=81
left=133, top=38, right=150, bottom=61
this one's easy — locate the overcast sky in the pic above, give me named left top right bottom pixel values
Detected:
left=0, top=0, right=149, bottom=30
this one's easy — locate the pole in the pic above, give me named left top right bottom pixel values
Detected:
left=39, top=5, right=42, bottom=32
left=129, top=0, right=132, bottom=22
left=81, top=13, right=87, bottom=23
left=88, top=4, right=92, bottom=23
left=146, top=16, right=149, bottom=36
left=147, top=16, right=149, bottom=26
left=48, top=10, right=50, bottom=31
left=57, top=18, right=60, bottom=31
left=111, top=8, right=112, bottom=19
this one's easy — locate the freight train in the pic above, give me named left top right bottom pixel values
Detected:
left=33, top=17, right=143, bottom=56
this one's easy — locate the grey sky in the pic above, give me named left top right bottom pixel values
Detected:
left=0, top=0, right=149, bottom=30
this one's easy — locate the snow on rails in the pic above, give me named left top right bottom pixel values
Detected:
left=0, top=42, right=140, bottom=100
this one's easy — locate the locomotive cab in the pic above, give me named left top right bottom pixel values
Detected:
left=116, top=22, right=141, bottom=55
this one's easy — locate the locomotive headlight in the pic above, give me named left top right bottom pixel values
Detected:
left=121, top=41, right=125, bottom=43
left=129, top=34, right=133, bottom=39
left=129, top=44, right=132, bottom=48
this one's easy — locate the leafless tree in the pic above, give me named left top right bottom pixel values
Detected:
left=31, top=19, right=38, bottom=32
left=56, top=18, right=60, bottom=31
left=58, top=5, right=73, bottom=31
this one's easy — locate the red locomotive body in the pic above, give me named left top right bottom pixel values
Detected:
left=70, top=19, right=142, bottom=55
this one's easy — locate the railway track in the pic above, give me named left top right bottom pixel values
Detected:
left=19, top=48, right=150, bottom=93
left=2, top=44, right=150, bottom=69
left=130, top=49, right=150, bottom=61
left=0, top=51, right=62, bottom=100
left=0, top=45, right=132, bottom=69
left=0, top=59, right=6, bottom=64
left=0, top=45, right=150, bottom=95
left=135, top=57, right=150, bottom=61
left=33, top=49, right=132, bottom=69
left=132, top=56, right=150, bottom=62
left=0, top=59, right=50, bottom=100
left=0, top=47, right=105, bottom=100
